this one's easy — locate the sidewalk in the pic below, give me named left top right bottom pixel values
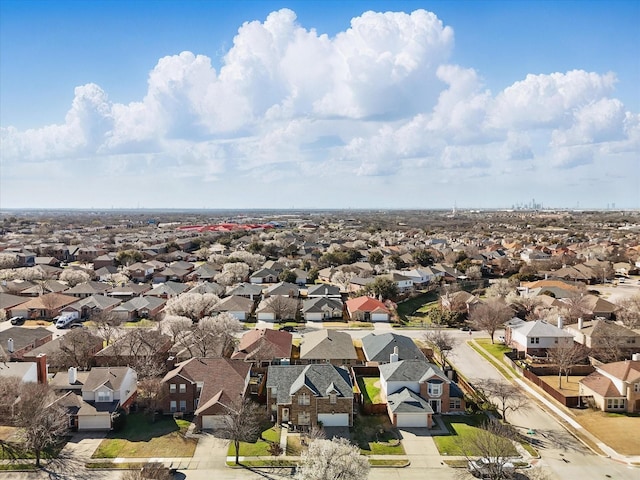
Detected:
left=470, top=339, right=640, bottom=467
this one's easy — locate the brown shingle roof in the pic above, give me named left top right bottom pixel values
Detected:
left=231, top=328, right=292, bottom=360
left=580, top=372, right=622, bottom=397
left=598, top=360, right=640, bottom=383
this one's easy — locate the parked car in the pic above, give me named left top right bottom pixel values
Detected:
left=281, top=325, right=297, bottom=332
left=468, top=457, right=515, bottom=479
left=10, top=316, right=25, bottom=325
left=68, top=323, right=85, bottom=329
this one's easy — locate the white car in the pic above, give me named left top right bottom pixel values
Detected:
left=468, top=457, right=515, bottom=479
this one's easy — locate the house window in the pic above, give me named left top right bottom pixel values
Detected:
left=179, top=400, right=187, bottom=412
left=449, top=398, right=461, bottom=410
left=97, top=391, right=110, bottom=402
left=298, top=393, right=310, bottom=405
left=179, top=384, right=186, bottom=393
left=170, top=384, right=176, bottom=393
left=298, top=412, right=310, bottom=425
left=606, top=398, right=626, bottom=410
left=170, top=401, right=177, bottom=412
left=427, top=382, right=442, bottom=396
left=271, top=403, right=278, bottom=412
left=530, top=337, right=540, bottom=345
left=634, top=383, right=640, bottom=393
left=329, top=393, right=337, bottom=404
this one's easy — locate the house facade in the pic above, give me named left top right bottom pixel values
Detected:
left=579, top=360, right=640, bottom=413
left=506, top=319, right=575, bottom=357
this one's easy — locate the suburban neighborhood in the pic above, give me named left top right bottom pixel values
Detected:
left=0, top=208, right=639, bottom=480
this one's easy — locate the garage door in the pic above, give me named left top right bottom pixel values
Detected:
left=201, top=415, right=229, bottom=430
left=396, top=414, right=429, bottom=428
left=78, top=414, right=111, bottom=431
left=317, top=413, right=349, bottom=427
left=371, top=313, right=389, bottom=322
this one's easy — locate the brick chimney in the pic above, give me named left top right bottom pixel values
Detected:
left=34, top=353, right=48, bottom=384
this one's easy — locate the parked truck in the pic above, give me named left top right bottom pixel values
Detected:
left=55, top=312, right=79, bottom=328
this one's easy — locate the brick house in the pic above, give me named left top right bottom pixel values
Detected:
left=579, top=359, right=640, bottom=413
left=266, top=364, right=354, bottom=428
left=379, top=357, right=465, bottom=428
left=161, top=357, right=250, bottom=431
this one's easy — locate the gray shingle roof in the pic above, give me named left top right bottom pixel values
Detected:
left=379, top=359, right=448, bottom=384
left=299, top=329, right=357, bottom=361
left=361, top=333, right=425, bottom=363
left=387, top=387, right=434, bottom=414
left=267, top=364, right=353, bottom=404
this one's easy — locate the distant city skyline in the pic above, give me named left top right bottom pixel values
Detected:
left=1, top=0, right=638, bottom=210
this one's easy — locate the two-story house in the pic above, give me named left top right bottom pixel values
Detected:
left=506, top=319, right=575, bottom=357
left=361, top=332, right=425, bottom=364
left=299, top=329, right=359, bottom=366
left=161, top=357, right=251, bottom=431
left=267, top=364, right=354, bottom=428
left=378, top=357, right=465, bottom=427
left=231, top=328, right=293, bottom=369
left=579, top=359, right=640, bottom=413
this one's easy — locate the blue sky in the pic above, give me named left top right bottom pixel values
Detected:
left=1, top=0, right=638, bottom=210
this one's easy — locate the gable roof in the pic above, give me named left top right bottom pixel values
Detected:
left=307, top=284, right=341, bottom=297
left=579, top=372, right=623, bottom=398
left=302, top=297, right=343, bottom=314
left=379, top=359, right=449, bottom=384
left=387, top=387, right=434, bottom=414
left=231, top=328, right=292, bottom=360
left=346, top=296, right=389, bottom=314
left=0, top=327, right=52, bottom=353
left=361, top=332, right=425, bottom=363
left=510, top=320, right=574, bottom=338
left=597, top=360, right=640, bottom=383
left=218, top=295, right=254, bottom=313
left=299, top=329, right=357, bottom=360
left=266, top=364, right=353, bottom=404
left=83, top=367, right=134, bottom=392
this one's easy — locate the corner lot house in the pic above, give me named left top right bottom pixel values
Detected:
left=267, top=364, right=354, bottom=428
left=579, top=360, right=640, bottom=413
left=506, top=319, right=574, bottom=357
left=161, top=357, right=251, bottom=431
left=346, top=296, right=390, bottom=322
left=379, top=358, right=465, bottom=427
left=361, top=332, right=425, bottom=364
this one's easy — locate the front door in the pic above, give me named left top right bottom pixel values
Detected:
left=429, top=400, right=440, bottom=413
left=282, top=408, right=289, bottom=422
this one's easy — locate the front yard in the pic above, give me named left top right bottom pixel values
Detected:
left=572, top=409, right=640, bottom=456
left=434, top=414, right=517, bottom=457
left=0, top=426, right=66, bottom=462
left=352, top=415, right=405, bottom=456
left=91, top=414, right=196, bottom=458
left=226, top=425, right=280, bottom=457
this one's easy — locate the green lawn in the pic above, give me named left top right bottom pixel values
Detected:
left=434, top=415, right=517, bottom=457
left=227, top=426, right=280, bottom=457
left=469, top=339, right=516, bottom=379
left=352, top=415, right=405, bottom=456
left=475, top=338, right=512, bottom=361
left=92, top=414, right=196, bottom=458
left=396, top=292, right=438, bottom=322
left=357, top=377, right=382, bottom=404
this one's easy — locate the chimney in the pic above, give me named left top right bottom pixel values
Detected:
left=578, top=317, right=584, bottom=330
left=35, top=353, right=48, bottom=384
left=68, top=367, right=77, bottom=384
left=557, top=316, right=564, bottom=329
left=632, top=353, right=640, bottom=362
left=7, top=338, right=14, bottom=353
left=390, top=346, right=399, bottom=363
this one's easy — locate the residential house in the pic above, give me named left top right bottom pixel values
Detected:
left=217, top=295, right=254, bottom=321
left=226, top=283, right=264, bottom=301
left=63, top=294, right=121, bottom=320
left=579, top=360, right=640, bottom=413
left=13, top=292, right=78, bottom=320
left=302, top=297, right=343, bottom=322
left=126, top=262, right=156, bottom=282
left=264, top=282, right=300, bottom=298
left=65, top=281, right=111, bottom=299
left=306, top=284, right=341, bottom=298
left=144, top=281, right=189, bottom=299
left=231, top=328, right=292, bottom=368
left=347, top=276, right=376, bottom=293
left=0, top=292, right=27, bottom=318
left=506, top=319, right=575, bottom=357
left=161, top=357, right=251, bottom=431
left=249, top=268, right=279, bottom=284
left=382, top=272, right=414, bottom=293
left=0, top=327, right=53, bottom=360
left=291, top=268, right=309, bottom=286
left=267, top=364, right=354, bottom=428
left=77, top=247, right=107, bottom=263
left=299, top=329, right=358, bottom=366
left=441, top=290, right=482, bottom=314
left=379, top=358, right=465, bottom=427
left=51, top=366, right=137, bottom=430
left=361, top=332, right=425, bottom=364
left=346, top=296, right=390, bottom=322
left=0, top=361, right=39, bottom=384
left=106, top=282, right=151, bottom=301
left=565, top=319, right=639, bottom=355
left=400, top=267, right=445, bottom=286
left=94, top=330, right=172, bottom=367
left=255, top=296, right=299, bottom=322
left=92, top=254, right=116, bottom=270
left=110, top=296, right=166, bottom=321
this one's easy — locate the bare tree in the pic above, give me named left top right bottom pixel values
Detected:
left=221, top=397, right=264, bottom=465
left=173, top=313, right=241, bottom=359
left=460, top=418, right=518, bottom=480
left=214, top=262, right=249, bottom=286
left=469, top=299, right=513, bottom=343
left=295, top=437, right=370, bottom=480
left=50, top=328, right=102, bottom=370
left=474, top=379, right=529, bottom=423
left=548, top=344, right=588, bottom=389
left=616, top=294, right=640, bottom=330
left=164, top=292, right=221, bottom=322
left=13, top=382, right=68, bottom=467
left=422, top=329, right=459, bottom=367
left=227, top=251, right=265, bottom=270
left=92, top=311, right=123, bottom=346
left=137, top=377, right=167, bottom=422
left=264, top=295, right=299, bottom=321
left=506, top=293, right=542, bottom=321
left=558, top=293, right=589, bottom=325
left=331, top=270, right=357, bottom=291
left=590, top=335, right=627, bottom=363
left=487, top=280, right=517, bottom=299
left=121, top=462, right=173, bottom=480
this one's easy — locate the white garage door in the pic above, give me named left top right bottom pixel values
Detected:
left=371, top=313, right=389, bottom=322
left=317, top=413, right=349, bottom=427
left=78, top=414, right=111, bottom=431
left=396, top=414, right=429, bottom=428
left=201, top=415, right=229, bottom=430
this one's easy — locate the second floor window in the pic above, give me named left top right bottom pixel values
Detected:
left=298, top=393, right=310, bottom=405
left=427, top=382, right=442, bottom=396
left=531, top=337, right=540, bottom=344
left=170, top=384, right=176, bottom=393
left=329, top=393, right=337, bottom=404
left=179, top=384, right=186, bottom=393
